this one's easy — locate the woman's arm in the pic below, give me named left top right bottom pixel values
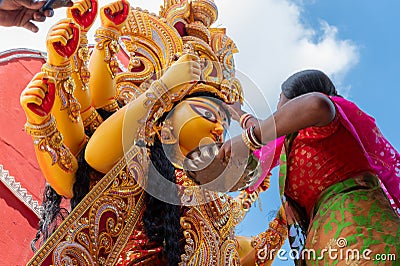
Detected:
left=255, top=92, right=336, bottom=144
left=218, top=92, right=336, bottom=161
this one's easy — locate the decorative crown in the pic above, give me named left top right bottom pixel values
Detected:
left=116, top=0, right=243, bottom=106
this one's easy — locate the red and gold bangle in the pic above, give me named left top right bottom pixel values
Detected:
left=239, top=113, right=254, bottom=129
left=248, top=125, right=264, bottom=146
left=242, top=126, right=263, bottom=151
left=24, top=115, right=57, bottom=137
left=242, top=127, right=258, bottom=151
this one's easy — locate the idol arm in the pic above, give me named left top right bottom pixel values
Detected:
left=88, top=0, right=130, bottom=111
left=42, top=18, right=87, bottom=157
left=87, top=32, right=119, bottom=110
left=20, top=72, right=78, bottom=199
left=67, top=0, right=103, bottom=133
left=20, top=17, right=94, bottom=198
left=233, top=175, right=287, bottom=265
left=85, top=53, right=201, bottom=173
left=19, top=1, right=132, bottom=199
left=237, top=205, right=287, bottom=265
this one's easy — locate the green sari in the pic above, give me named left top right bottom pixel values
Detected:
left=280, top=138, right=400, bottom=266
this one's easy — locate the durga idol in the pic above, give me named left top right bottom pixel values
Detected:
left=20, top=0, right=287, bottom=265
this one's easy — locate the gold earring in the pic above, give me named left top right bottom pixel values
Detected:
left=160, top=119, right=178, bottom=145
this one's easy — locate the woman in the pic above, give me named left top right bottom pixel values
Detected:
left=218, top=69, right=400, bottom=265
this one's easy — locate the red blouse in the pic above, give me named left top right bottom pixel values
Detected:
left=285, top=108, right=373, bottom=215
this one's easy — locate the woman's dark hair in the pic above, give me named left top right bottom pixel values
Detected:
left=281, top=69, right=338, bottom=99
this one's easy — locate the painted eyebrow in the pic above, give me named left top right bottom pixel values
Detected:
left=188, top=99, right=219, bottom=110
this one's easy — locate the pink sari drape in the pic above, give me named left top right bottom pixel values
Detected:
left=248, top=97, right=400, bottom=213
left=332, top=96, right=400, bottom=211
left=248, top=136, right=284, bottom=192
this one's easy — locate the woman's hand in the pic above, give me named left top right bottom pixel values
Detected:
left=226, top=101, right=246, bottom=122
left=46, top=18, right=80, bottom=66
left=20, top=72, right=56, bottom=125
left=67, top=0, right=98, bottom=32
left=160, top=53, right=201, bottom=95
left=218, top=134, right=251, bottom=166
left=100, top=0, right=129, bottom=31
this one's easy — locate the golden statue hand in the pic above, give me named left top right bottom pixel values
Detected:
left=46, top=18, right=80, bottom=66
left=67, top=0, right=98, bottom=32
left=20, top=72, right=56, bottom=125
left=100, top=0, right=129, bottom=31
left=159, top=53, right=201, bottom=95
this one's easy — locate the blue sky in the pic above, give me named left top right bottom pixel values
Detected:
left=0, top=0, right=398, bottom=265
left=234, top=1, right=400, bottom=265
left=302, top=0, right=400, bottom=150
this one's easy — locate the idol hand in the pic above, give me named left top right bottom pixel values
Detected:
left=67, top=0, right=98, bottom=32
left=20, top=73, right=56, bottom=125
left=160, top=53, right=201, bottom=95
left=46, top=18, right=80, bottom=66
left=100, top=0, right=129, bottom=31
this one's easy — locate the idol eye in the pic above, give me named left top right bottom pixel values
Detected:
left=190, top=104, right=217, bottom=123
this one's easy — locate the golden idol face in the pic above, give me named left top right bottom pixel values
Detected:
left=168, top=96, right=230, bottom=157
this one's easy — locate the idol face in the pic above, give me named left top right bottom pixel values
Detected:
left=168, top=96, right=230, bottom=157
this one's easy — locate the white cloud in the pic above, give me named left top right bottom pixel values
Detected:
left=214, top=0, right=359, bottom=112
left=0, top=0, right=358, bottom=111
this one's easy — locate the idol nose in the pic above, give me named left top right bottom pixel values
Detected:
left=211, top=124, right=224, bottom=138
